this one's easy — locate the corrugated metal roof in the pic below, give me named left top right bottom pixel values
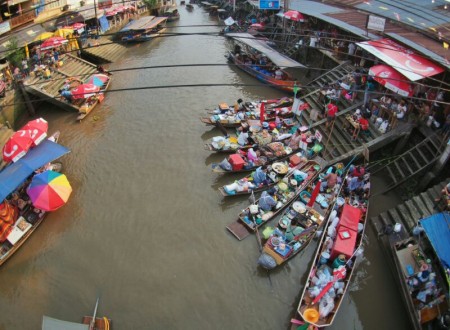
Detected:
left=291, top=1, right=450, bottom=69
left=322, top=9, right=450, bottom=69
left=321, top=0, right=450, bottom=41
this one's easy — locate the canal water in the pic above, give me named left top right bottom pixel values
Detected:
left=0, top=5, right=412, bottom=330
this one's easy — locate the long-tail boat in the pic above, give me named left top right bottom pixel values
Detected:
left=291, top=171, right=370, bottom=328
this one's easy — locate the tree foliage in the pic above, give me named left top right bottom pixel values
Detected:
left=5, top=37, right=25, bottom=69
left=142, top=0, right=158, bottom=9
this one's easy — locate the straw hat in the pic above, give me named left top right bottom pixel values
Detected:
left=272, top=162, right=288, bottom=174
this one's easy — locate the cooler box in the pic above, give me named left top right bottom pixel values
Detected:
left=290, top=154, right=302, bottom=167
left=330, top=227, right=357, bottom=260
left=337, top=204, right=361, bottom=232
left=229, top=154, right=245, bottom=171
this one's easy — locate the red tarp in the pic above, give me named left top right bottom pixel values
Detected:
left=357, top=38, right=444, bottom=81
left=337, top=204, right=361, bottom=232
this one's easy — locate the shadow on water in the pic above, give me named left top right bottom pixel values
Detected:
left=204, top=152, right=224, bottom=166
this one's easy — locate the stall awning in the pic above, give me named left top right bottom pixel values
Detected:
left=420, top=213, right=450, bottom=270
left=226, top=33, right=306, bottom=69
left=0, top=140, right=70, bottom=202
left=0, top=25, right=46, bottom=57
left=356, top=38, right=444, bottom=81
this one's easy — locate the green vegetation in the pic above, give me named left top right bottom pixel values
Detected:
left=142, top=0, right=158, bottom=9
left=5, top=37, right=25, bottom=68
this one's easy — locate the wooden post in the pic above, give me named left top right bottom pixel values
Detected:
left=17, top=81, right=35, bottom=116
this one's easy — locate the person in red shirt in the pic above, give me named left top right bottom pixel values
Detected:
left=359, top=116, right=369, bottom=131
left=326, top=104, right=338, bottom=128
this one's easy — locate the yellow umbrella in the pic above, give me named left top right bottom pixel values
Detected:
left=33, top=32, right=54, bottom=42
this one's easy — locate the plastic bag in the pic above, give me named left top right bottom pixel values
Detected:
left=319, top=295, right=335, bottom=318
left=219, top=158, right=232, bottom=171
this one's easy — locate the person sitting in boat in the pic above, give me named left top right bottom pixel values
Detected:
left=320, top=167, right=339, bottom=193
left=97, top=65, right=111, bottom=76
left=234, top=44, right=241, bottom=56
left=237, top=131, right=254, bottom=146
left=285, top=220, right=304, bottom=242
left=287, top=128, right=302, bottom=149
left=274, top=67, right=283, bottom=80
left=259, top=188, right=277, bottom=211
left=252, top=166, right=268, bottom=186
left=234, top=98, right=245, bottom=112
left=59, top=89, right=73, bottom=103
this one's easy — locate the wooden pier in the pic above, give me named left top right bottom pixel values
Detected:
left=370, top=179, right=449, bottom=330
left=80, top=35, right=128, bottom=63
left=23, top=54, right=98, bottom=112
left=292, top=62, right=417, bottom=165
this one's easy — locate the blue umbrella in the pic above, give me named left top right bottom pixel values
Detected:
left=85, top=74, right=109, bottom=88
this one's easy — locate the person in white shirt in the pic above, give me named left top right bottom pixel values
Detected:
left=309, top=35, right=317, bottom=48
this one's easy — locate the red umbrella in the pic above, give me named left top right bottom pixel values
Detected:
left=307, top=181, right=321, bottom=208
left=260, top=102, right=265, bottom=124
left=21, top=118, right=48, bottom=147
left=40, top=36, right=68, bottom=51
left=2, top=129, right=34, bottom=163
left=71, top=84, right=100, bottom=100
left=368, top=64, right=413, bottom=97
left=312, top=266, right=346, bottom=305
left=250, top=23, right=264, bottom=30
left=284, top=10, right=305, bottom=22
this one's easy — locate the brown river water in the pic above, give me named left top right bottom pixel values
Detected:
left=0, top=6, right=411, bottom=330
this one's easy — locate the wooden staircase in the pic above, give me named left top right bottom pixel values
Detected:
left=368, top=133, right=447, bottom=194
left=23, top=54, right=99, bottom=112
left=81, top=35, right=128, bottom=63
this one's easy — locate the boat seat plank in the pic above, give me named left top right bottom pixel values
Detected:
left=226, top=220, right=252, bottom=240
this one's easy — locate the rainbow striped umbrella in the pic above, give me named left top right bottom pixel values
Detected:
left=27, top=171, right=72, bottom=211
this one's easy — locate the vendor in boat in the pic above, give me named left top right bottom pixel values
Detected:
left=259, top=188, right=277, bottom=211
left=287, top=128, right=302, bottom=149
left=234, top=98, right=245, bottom=112
left=320, top=167, right=339, bottom=192
left=59, top=89, right=73, bottom=103
left=274, top=67, right=283, bottom=80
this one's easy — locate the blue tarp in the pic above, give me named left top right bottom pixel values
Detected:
left=420, top=213, right=450, bottom=269
left=99, top=16, right=109, bottom=33
left=0, top=140, right=70, bottom=202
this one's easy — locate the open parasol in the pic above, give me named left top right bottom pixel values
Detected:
left=21, top=118, right=48, bottom=147
left=27, top=170, right=72, bottom=211
left=2, top=129, right=34, bottom=163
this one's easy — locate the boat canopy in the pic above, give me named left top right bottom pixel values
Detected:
left=163, top=7, right=178, bottom=14
left=226, top=33, right=306, bottom=70
left=420, top=213, right=450, bottom=269
left=42, top=316, right=89, bottom=330
left=0, top=140, right=70, bottom=202
left=119, top=16, right=158, bottom=32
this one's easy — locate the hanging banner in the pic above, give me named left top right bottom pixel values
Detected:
left=259, top=0, right=280, bottom=10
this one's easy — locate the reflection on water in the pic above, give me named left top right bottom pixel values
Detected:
left=0, top=6, right=411, bottom=330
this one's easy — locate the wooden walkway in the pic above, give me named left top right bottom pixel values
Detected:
left=23, top=54, right=98, bottom=112
left=292, top=62, right=416, bottom=165
left=81, top=36, right=128, bottom=63
left=370, top=179, right=449, bottom=330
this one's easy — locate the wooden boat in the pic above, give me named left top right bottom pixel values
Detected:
left=391, top=213, right=450, bottom=330
left=0, top=132, right=67, bottom=267
left=200, top=115, right=244, bottom=128
left=257, top=164, right=346, bottom=270
left=76, top=73, right=112, bottom=121
left=291, top=172, right=370, bottom=328
left=211, top=142, right=295, bottom=174
left=118, top=16, right=168, bottom=43
left=226, top=160, right=321, bottom=241
left=219, top=159, right=308, bottom=197
left=204, top=127, right=293, bottom=154
left=43, top=297, right=112, bottom=330
left=160, top=7, right=180, bottom=21
left=225, top=33, right=306, bottom=93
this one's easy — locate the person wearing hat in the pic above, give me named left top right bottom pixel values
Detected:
left=259, top=188, right=277, bottom=211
